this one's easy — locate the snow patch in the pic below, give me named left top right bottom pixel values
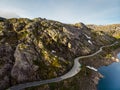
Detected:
left=86, top=66, right=98, bottom=71
left=51, top=50, right=56, bottom=53
left=84, top=34, right=91, bottom=39
left=88, top=40, right=93, bottom=45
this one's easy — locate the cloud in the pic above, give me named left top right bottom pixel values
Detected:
left=0, top=0, right=119, bottom=24
left=0, top=11, right=20, bottom=18
left=0, top=5, right=28, bottom=18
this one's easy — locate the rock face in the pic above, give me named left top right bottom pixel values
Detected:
left=0, top=44, right=14, bottom=89
left=87, top=24, right=120, bottom=39
left=0, top=17, right=119, bottom=90
left=11, top=44, right=39, bottom=82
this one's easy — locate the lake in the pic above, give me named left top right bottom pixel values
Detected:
left=97, top=53, right=120, bottom=90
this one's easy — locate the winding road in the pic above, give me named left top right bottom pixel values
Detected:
left=7, top=41, right=118, bottom=90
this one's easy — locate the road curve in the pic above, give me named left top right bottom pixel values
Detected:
left=7, top=41, right=118, bottom=90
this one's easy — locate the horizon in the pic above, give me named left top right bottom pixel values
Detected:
left=0, top=0, right=120, bottom=25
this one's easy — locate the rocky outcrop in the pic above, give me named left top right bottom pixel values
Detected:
left=74, top=22, right=88, bottom=29
left=87, top=24, right=120, bottom=39
left=11, top=44, right=39, bottom=82
left=0, top=44, right=14, bottom=90
left=0, top=17, right=119, bottom=90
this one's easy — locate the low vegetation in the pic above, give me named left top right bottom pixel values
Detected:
left=0, top=17, right=119, bottom=90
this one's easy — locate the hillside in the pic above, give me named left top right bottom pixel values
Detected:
left=87, top=24, right=120, bottom=39
left=0, top=18, right=120, bottom=90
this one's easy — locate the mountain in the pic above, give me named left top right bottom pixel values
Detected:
left=87, top=24, right=120, bottom=39
left=0, top=17, right=6, bottom=21
left=0, top=18, right=120, bottom=90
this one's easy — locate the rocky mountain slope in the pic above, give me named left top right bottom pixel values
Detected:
left=87, top=24, right=120, bottom=39
left=0, top=17, right=119, bottom=90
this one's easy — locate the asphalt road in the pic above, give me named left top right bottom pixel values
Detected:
left=7, top=41, right=118, bottom=90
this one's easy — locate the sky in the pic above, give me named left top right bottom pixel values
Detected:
left=0, top=0, right=120, bottom=24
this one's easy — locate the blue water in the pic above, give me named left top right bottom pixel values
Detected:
left=98, top=53, right=120, bottom=90
left=118, top=53, right=120, bottom=59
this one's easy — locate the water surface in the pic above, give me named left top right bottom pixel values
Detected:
left=98, top=53, right=120, bottom=90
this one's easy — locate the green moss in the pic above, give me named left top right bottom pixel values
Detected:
left=51, top=57, right=61, bottom=68
left=18, top=43, right=28, bottom=50
left=0, top=26, right=3, bottom=30
left=114, top=35, right=120, bottom=39
left=105, top=54, right=112, bottom=59
left=17, top=30, right=28, bottom=40
left=41, top=48, right=61, bottom=68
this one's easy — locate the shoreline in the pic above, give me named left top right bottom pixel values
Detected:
left=25, top=42, right=120, bottom=90
left=96, top=47, right=120, bottom=90
left=113, top=48, right=120, bottom=61
left=6, top=42, right=119, bottom=90
left=78, top=46, right=120, bottom=90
